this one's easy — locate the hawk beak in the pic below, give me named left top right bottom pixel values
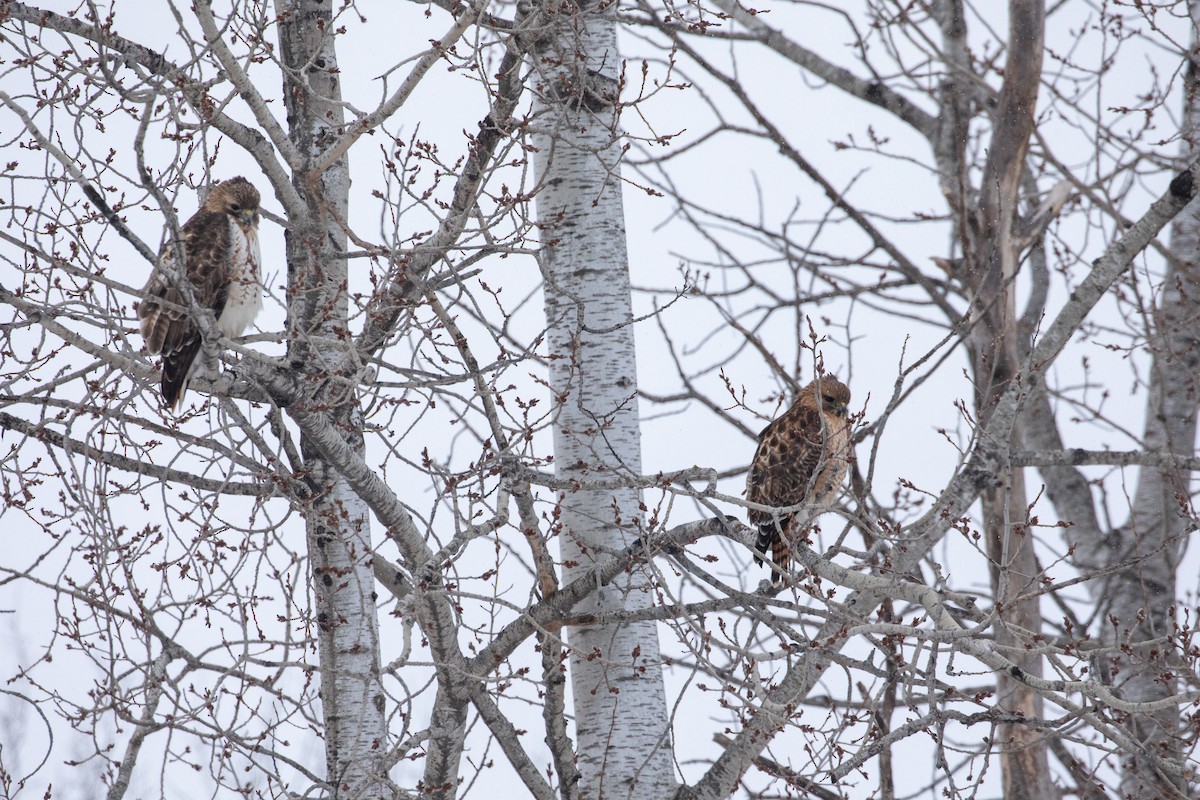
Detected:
left=238, top=208, right=258, bottom=225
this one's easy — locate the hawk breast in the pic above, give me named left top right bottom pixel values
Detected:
left=216, top=221, right=262, bottom=339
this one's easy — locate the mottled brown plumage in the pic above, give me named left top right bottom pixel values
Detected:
left=137, top=177, right=262, bottom=410
left=746, top=376, right=852, bottom=583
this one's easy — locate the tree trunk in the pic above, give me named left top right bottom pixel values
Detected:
left=966, top=3, right=1053, bottom=799
left=1109, top=8, right=1200, bottom=797
left=279, top=2, right=390, bottom=797
left=531, top=2, right=676, bottom=796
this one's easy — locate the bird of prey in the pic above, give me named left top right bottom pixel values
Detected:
left=137, top=177, right=262, bottom=410
left=746, top=375, right=852, bottom=583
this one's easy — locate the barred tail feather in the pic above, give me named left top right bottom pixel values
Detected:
left=161, top=339, right=201, bottom=411
left=754, top=526, right=791, bottom=584
left=753, top=527, right=773, bottom=567
left=769, top=536, right=790, bottom=585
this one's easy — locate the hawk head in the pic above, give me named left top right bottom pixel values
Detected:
left=801, top=375, right=851, bottom=418
left=203, top=176, right=260, bottom=228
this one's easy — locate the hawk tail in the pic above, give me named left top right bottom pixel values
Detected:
left=754, top=526, right=790, bottom=584
left=753, top=527, right=771, bottom=567
left=161, top=338, right=201, bottom=411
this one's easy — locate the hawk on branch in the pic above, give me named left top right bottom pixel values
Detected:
left=137, top=177, right=262, bottom=410
left=746, top=376, right=853, bottom=584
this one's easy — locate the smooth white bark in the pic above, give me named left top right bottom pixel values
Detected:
left=532, top=3, right=675, bottom=797
left=278, top=2, right=390, bottom=796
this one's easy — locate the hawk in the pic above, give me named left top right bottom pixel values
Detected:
left=746, top=376, right=852, bottom=583
left=137, top=177, right=262, bottom=410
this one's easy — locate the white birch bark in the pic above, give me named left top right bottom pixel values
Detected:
left=531, top=2, right=676, bottom=796
left=278, top=2, right=390, bottom=796
left=1110, top=8, right=1200, bottom=796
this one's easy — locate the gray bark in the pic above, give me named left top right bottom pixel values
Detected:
left=964, top=3, right=1054, bottom=797
left=1109, top=8, right=1200, bottom=797
left=1025, top=10, right=1200, bottom=798
left=532, top=1, right=676, bottom=796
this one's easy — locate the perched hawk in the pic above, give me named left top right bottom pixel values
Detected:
left=137, top=177, right=262, bottom=410
left=746, top=376, right=852, bottom=583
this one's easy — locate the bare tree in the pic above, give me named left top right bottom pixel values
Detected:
left=625, top=1, right=1200, bottom=798
left=276, top=1, right=390, bottom=795
left=1100, top=4, right=1200, bottom=796
left=530, top=0, right=676, bottom=794
left=946, top=3, right=1053, bottom=796
left=2, top=2, right=1200, bottom=800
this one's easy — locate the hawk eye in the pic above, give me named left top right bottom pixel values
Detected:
left=231, top=203, right=241, bottom=211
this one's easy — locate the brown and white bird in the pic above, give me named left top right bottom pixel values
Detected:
left=137, top=177, right=262, bottom=410
left=746, top=376, right=853, bottom=583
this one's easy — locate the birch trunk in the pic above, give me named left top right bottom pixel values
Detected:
left=531, top=2, right=676, bottom=796
left=1109, top=8, right=1200, bottom=796
left=279, top=2, right=390, bottom=796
